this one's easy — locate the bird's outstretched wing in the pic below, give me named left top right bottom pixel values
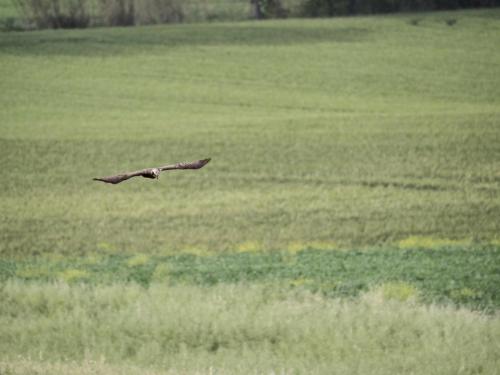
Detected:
left=93, top=158, right=210, bottom=184
left=159, top=158, right=211, bottom=171
left=93, top=168, right=152, bottom=184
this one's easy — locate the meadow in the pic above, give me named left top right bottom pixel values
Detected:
left=1, top=281, right=500, bottom=374
left=1, top=7, right=500, bottom=374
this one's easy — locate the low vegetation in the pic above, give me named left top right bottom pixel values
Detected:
left=2, top=245, right=500, bottom=310
left=1, top=282, right=500, bottom=374
left=1, top=8, right=500, bottom=374
left=2, top=244, right=500, bottom=373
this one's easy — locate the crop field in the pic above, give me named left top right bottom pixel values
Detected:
left=1, top=7, right=500, bottom=375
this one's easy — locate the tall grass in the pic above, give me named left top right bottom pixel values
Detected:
left=1, top=282, right=499, bottom=374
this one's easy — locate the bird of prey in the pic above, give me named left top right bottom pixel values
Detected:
left=93, top=158, right=210, bottom=184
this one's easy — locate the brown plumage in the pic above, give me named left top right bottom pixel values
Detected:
left=93, top=158, right=210, bottom=184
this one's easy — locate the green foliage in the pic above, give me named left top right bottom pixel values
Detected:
left=300, top=0, right=337, bottom=17
left=97, top=0, right=185, bottom=27
left=374, top=281, right=420, bottom=302
left=2, top=246, right=500, bottom=310
left=15, top=0, right=90, bottom=29
left=126, top=254, right=150, bottom=267
left=150, top=262, right=170, bottom=282
left=256, top=0, right=288, bottom=18
left=1, top=282, right=499, bottom=374
left=98, top=0, right=135, bottom=26
left=398, top=236, right=470, bottom=249
left=10, top=0, right=234, bottom=29
left=58, top=268, right=89, bottom=282
left=133, top=0, right=184, bottom=24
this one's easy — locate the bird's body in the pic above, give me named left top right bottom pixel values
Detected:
left=93, top=158, right=210, bottom=184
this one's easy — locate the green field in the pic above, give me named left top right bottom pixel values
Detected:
left=2, top=281, right=500, bottom=375
left=1, top=10, right=500, bottom=255
left=1, top=246, right=500, bottom=308
left=1, top=8, right=500, bottom=375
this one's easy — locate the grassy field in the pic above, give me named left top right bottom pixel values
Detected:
left=1, top=7, right=500, bottom=374
left=1, top=10, right=500, bottom=255
left=1, top=282, right=500, bottom=374
left=2, top=246, right=500, bottom=310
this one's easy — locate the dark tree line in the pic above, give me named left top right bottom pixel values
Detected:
left=252, top=0, right=499, bottom=19
left=12, top=0, right=500, bottom=30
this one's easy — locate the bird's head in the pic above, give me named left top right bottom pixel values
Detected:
left=152, top=168, right=160, bottom=179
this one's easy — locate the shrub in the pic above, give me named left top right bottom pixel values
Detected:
left=408, top=17, right=422, bottom=26
left=261, top=0, right=288, bottom=18
left=300, top=0, right=336, bottom=17
left=98, top=0, right=135, bottom=26
left=134, top=0, right=184, bottom=25
left=16, top=0, right=185, bottom=29
left=1, top=17, right=25, bottom=31
left=445, top=18, right=457, bottom=26
left=15, top=0, right=90, bottom=29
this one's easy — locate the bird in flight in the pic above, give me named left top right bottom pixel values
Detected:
left=93, top=158, right=210, bottom=184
